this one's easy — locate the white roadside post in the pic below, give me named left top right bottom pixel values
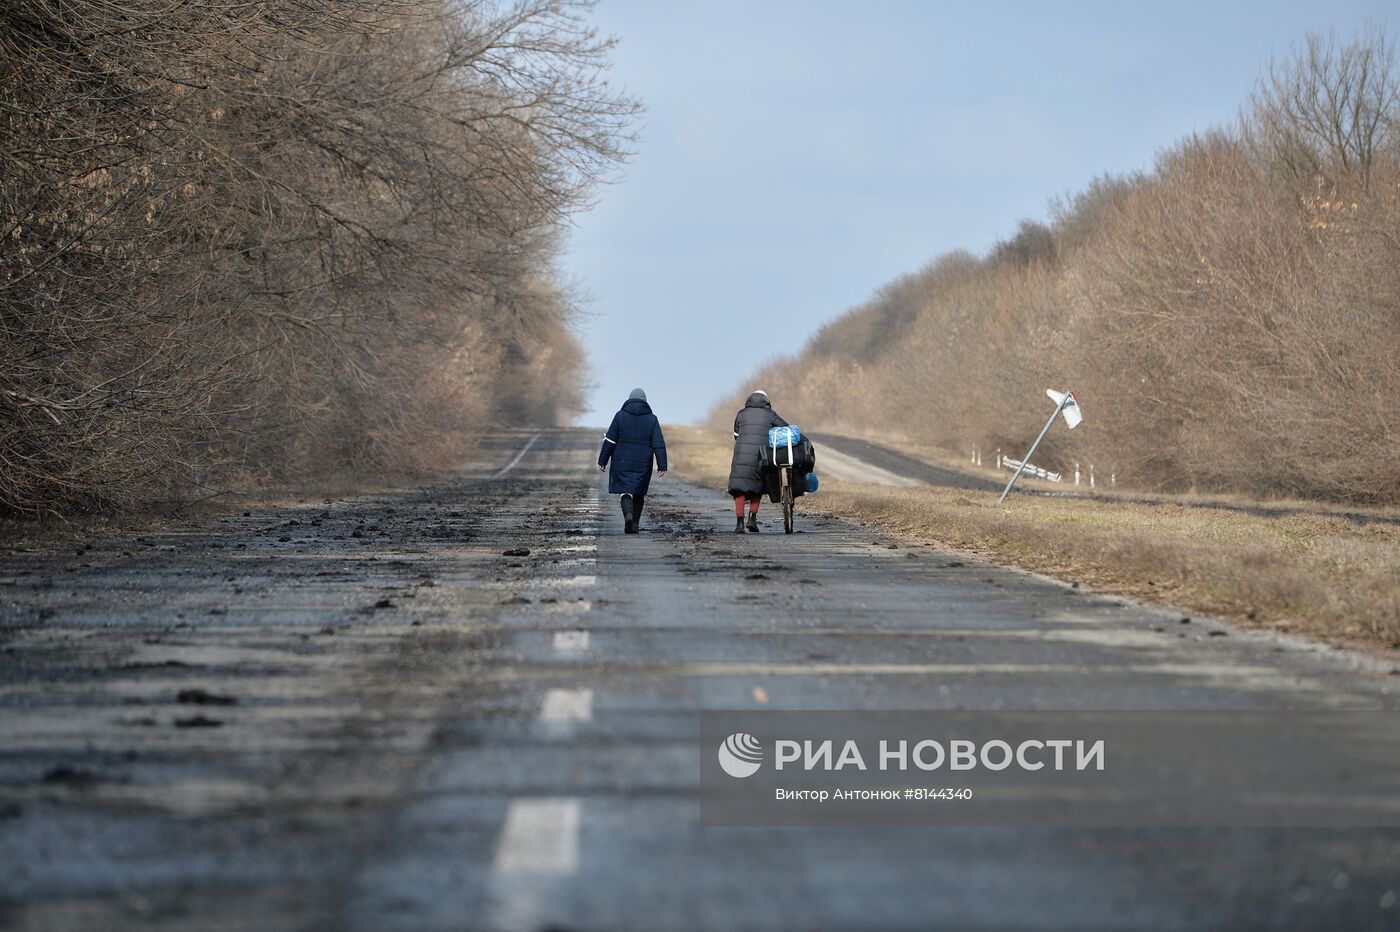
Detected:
left=998, top=389, right=1083, bottom=506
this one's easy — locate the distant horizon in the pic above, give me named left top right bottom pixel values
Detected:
left=563, top=0, right=1394, bottom=426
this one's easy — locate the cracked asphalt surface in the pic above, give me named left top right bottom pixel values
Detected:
left=2, top=428, right=1398, bottom=930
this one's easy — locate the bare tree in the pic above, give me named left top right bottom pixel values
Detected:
left=1247, top=25, right=1400, bottom=188
left=716, top=30, right=1400, bottom=503
left=1, top=0, right=637, bottom=513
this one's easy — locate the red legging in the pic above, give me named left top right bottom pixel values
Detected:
left=733, top=494, right=761, bottom=517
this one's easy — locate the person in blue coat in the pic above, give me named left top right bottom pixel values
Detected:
left=598, top=388, right=667, bottom=534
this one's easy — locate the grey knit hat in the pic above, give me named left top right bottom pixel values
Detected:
left=628, top=387, right=647, bottom=402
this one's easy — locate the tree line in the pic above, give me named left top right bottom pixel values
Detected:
left=1, top=0, right=636, bottom=513
left=717, top=27, right=1400, bottom=503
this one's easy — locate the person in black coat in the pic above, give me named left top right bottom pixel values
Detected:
left=598, top=388, right=667, bottom=534
left=727, top=390, right=787, bottom=533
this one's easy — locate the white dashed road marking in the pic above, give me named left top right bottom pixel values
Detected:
left=493, top=798, right=580, bottom=874
left=552, top=630, right=590, bottom=652
left=540, top=688, right=593, bottom=722
left=488, top=483, right=601, bottom=927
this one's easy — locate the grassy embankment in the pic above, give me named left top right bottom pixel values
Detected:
left=665, top=425, right=1400, bottom=657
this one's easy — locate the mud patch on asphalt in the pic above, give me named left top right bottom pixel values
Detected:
left=0, top=434, right=593, bottom=921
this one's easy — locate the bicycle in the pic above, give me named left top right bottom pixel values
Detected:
left=766, top=426, right=813, bottom=535
left=778, top=463, right=795, bottom=534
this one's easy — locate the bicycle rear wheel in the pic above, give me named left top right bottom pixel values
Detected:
left=780, top=468, right=794, bottom=534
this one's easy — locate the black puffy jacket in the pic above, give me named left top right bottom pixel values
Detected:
left=727, top=392, right=787, bottom=497
left=599, top=398, right=667, bottom=495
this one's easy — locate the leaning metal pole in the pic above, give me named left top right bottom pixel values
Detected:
left=998, top=393, right=1070, bottom=506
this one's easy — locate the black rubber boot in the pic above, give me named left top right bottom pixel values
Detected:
left=633, top=494, right=645, bottom=531
left=746, top=512, right=760, bottom=533
left=735, top=516, right=745, bottom=534
left=621, top=494, right=637, bottom=534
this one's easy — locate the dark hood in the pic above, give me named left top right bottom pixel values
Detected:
left=622, top=398, right=652, bottom=416
left=744, top=392, right=771, bottom=409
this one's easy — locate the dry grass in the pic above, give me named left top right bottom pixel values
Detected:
left=666, top=426, right=1400, bottom=655
left=830, top=429, right=1400, bottom=523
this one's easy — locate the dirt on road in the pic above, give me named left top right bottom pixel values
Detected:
left=667, top=426, right=1400, bottom=654
left=2, top=429, right=1399, bottom=930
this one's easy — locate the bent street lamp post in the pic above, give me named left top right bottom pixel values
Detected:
left=999, top=390, right=1081, bottom=506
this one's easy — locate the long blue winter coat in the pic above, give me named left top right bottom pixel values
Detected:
left=599, top=398, right=667, bottom=495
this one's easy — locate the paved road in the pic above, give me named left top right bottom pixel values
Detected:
left=2, top=429, right=1398, bottom=930
left=813, top=433, right=1006, bottom=491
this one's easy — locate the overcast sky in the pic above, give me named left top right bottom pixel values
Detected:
left=562, top=0, right=1394, bottom=426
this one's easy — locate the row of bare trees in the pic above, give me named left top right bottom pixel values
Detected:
left=1, top=0, right=634, bottom=512
left=717, top=27, right=1400, bottom=503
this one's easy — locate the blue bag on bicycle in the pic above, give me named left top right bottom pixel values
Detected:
left=767, top=425, right=815, bottom=470
left=768, top=426, right=801, bottom=448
